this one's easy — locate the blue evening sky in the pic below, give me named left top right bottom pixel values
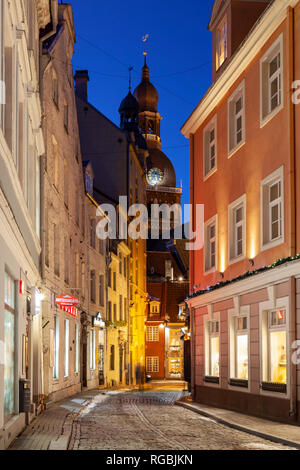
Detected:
left=68, top=0, right=214, bottom=209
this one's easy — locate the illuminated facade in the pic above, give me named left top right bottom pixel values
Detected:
left=183, top=0, right=300, bottom=423
left=0, top=0, right=56, bottom=449
left=75, top=71, right=148, bottom=388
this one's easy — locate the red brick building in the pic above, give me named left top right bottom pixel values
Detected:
left=146, top=280, right=189, bottom=380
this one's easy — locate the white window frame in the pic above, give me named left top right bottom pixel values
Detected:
left=204, top=310, right=220, bottom=383
left=204, top=215, right=218, bottom=273
left=203, top=116, right=217, bottom=180
left=216, top=16, right=227, bottom=70
left=90, top=328, right=96, bottom=370
left=75, top=323, right=79, bottom=374
left=228, top=195, right=246, bottom=265
left=228, top=306, right=250, bottom=388
left=260, top=34, right=284, bottom=128
left=0, top=0, right=5, bottom=130
left=259, top=296, right=289, bottom=397
left=260, top=166, right=284, bottom=252
left=146, top=356, right=159, bottom=373
left=146, top=326, right=159, bottom=342
left=53, top=315, right=59, bottom=380
left=228, top=81, right=245, bottom=157
left=64, top=318, right=69, bottom=378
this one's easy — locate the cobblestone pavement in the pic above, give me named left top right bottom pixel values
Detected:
left=69, top=391, right=296, bottom=450
left=10, top=390, right=100, bottom=450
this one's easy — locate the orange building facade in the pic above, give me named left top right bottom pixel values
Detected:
left=182, top=0, right=300, bottom=423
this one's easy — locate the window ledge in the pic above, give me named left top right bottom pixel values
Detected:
left=261, top=381, right=286, bottom=394
left=204, top=267, right=216, bottom=275
left=204, top=375, right=219, bottom=384
left=260, top=237, right=284, bottom=253
left=260, top=103, right=283, bottom=129
left=203, top=166, right=217, bottom=182
left=229, top=378, right=248, bottom=388
left=228, top=140, right=245, bottom=159
left=228, top=255, right=245, bottom=266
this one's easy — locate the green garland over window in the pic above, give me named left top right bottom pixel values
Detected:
left=188, top=254, right=300, bottom=299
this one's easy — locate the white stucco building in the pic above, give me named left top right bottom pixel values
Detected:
left=0, top=0, right=57, bottom=449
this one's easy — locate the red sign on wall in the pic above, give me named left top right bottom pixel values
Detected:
left=55, top=295, right=79, bottom=317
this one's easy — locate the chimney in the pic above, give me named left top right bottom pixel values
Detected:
left=74, top=70, right=89, bottom=102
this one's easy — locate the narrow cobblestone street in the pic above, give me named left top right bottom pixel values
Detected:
left=67, top=391, right=295, bottom=451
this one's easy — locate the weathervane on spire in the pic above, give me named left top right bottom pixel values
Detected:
left=142, top=34, right=149, bottom=63
left=128, top=66, right=133, bottom=91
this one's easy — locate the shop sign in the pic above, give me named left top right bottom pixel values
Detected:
left=56, top=295, right=79, bottom=317
left=55, top=294, right=79, bottom=306
left=93, top=312, right=105, bottom=328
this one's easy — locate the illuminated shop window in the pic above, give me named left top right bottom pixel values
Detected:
left=262, top=309, right=287, bottom=385
left=4, top=272, right=16, bottom=421
left=206, top=320, right=220, bottom=377
left=235, top=316, right=248, bottom=380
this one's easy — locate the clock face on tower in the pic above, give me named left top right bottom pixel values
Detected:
left=147, top=167, right=164, bottom=186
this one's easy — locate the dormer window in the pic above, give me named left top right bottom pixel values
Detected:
left=216, top=17, right=227, bottom=70
left=150, top=301, right=160, bottom=315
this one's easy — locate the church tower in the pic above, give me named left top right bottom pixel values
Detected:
left=133, top=57, right=182, bottom=215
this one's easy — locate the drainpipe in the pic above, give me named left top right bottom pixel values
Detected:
left=189, top=133, right=195, bottom=295
left=190, top=306, right=195, bottom=399
left=288, top=6, right=297, bottom=420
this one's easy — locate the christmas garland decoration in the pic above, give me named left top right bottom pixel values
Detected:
left=188, top=253, right=300, bottom=299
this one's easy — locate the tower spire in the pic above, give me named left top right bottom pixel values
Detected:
left=128, top=66, right=133, bottom=92
left=142, top=34, right=149, bottom=66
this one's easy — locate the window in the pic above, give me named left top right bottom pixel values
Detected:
left=146, top=356, right=159, bottom=373
left=54, top=224, right=60, bottom=277
left=64, top=160, right=68, bottom=207
left=113, top=303, right=117, bottom=322
left=119, top=295, right=123, bottom=321
left=0, top=0, right=5, bottom=129
left=90, top=218, right=96, bottom=248
left=146, top=326, right=159, bottom=342
left=228, top=195, right=246, bottom=262
left=90, top=270, right=96, bottom=303
left=108, top=268, right=112, bottom=288
left=53, top=70, right=59, bottom=107
left=64, top=319, right=69, bottom=377
left=53, top=315, right=59, bottom=379
left=205, top=319, right=220, bottom=378
left=204, top=216, right=217, bottom=272
left=90, top=329, right=96, bottom=370
left=99, top=274, right=104, bottom=307
left=150, top=302, right=160, bottom=314
left=75, top=323, right=79, bottom=374
left=262, top=309, right=287, bottom=386
left=110, top=345, right=115, bottom=370
left=230, top=315, right=249, bottom=381
left=216, top=17, right=227, bottom=70
left=113, top=271, right=116, bottom=291
left=108, top=301, right=112, bottom=321
left=260, top=35, right=283, bottom=125
left=64, top=237, right=69, bottom=284
left=261, top=167, right=284, bottom=250
left=64, top=102, right=68, bottom=132
left=4, top=272, right=15, bottom=420
left=228, top=82, right=245, bottom=155
left=203, top=117, right=217, bottom=178
left=119, top=253, right=123, bottom=274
